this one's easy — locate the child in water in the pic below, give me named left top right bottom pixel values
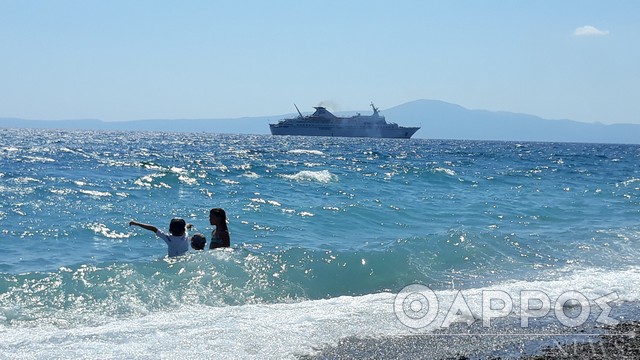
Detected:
left=190, top=233, right=207, bottom=250
left=209, top=208, right=230, bottom=249
left=129, top=218, right=190, bottom=257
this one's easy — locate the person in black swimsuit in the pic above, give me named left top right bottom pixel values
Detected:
left=209, top=208, right=230, bottom=249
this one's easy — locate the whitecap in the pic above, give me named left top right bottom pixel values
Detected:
left=281, top=170, right=337, bottom=183
left=87, top=223, right=130, bottom=239
left=22, top=156, right=55, bottom=163
left=241, top=172, right=260, bottom=179
left=170, top=166, right=188, bottom=174
left=50, top=188, right=76, bottom=195
left=13, top=177, right=43, bottom=184
left=288, top=149, right=324, bottom=156
left=620, top=177, right=639, bottom=187
left=433, top=167, right=456, bottom=176
left=178, top=175, right=198, bottom=186
left=79, top=189, right=112, bottom=197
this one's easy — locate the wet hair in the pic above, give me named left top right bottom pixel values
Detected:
left=190, top=233, right=206, bottom=250
left=209, top=208, right=227, bottom=223
left=169, top=218, right=186, bottom=236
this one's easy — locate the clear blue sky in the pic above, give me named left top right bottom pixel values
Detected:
left=1, top=0, right=639, bottom=124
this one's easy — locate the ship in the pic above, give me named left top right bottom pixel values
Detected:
left=269, top=103, right=420, bottom=139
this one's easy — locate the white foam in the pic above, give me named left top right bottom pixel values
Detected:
left=22, top=156, right=56, bottom=163
left=420, top=266, right=640, bottom=330
left=433, top=167, right=456, bottom=176
left=2, top=266, right=639, bottom=359
left=288, top=149, right=324, bottom=156
left=87, top=223, right=131, bottom=239
left=281, top=170, right=337, bottom=183
left=79, top=189, right=112, bottom=198
left=0, top=293, right=401, bottom=359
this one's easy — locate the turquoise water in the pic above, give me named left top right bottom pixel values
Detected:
left=1, top=128, right=639, bottom=358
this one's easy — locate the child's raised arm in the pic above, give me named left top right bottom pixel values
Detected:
left=129, top=220, right=158, bottom=233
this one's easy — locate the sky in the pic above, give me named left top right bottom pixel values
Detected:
left=1, top=1, right=639, bottom=124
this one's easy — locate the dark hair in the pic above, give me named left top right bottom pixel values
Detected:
left=209, top=208, right=227, bottom=222
left=190, top=233, right=206, bottom=250
left=169, top=218, right=186, bottom=236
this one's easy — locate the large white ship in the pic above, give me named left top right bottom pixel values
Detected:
left=269, top=103, right=420, bottom=139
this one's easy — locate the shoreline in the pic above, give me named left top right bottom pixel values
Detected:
left=519, top=321, right=639, bottom=359
left=304, top=303, right=640, bottom=359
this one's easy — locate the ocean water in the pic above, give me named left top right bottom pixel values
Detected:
left=1, top=128, right=639, bottom=359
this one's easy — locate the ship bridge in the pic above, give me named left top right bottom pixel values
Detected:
left=311, top=107, right=337, bottom=119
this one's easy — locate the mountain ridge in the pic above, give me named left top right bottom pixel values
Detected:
left=1, top=99, right=638, bottom=144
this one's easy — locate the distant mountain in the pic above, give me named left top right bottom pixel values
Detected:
left=382, top=99, right=640, bottom=144
left=1, top=99, right=638, bottom=144
left=0, top=116, right=275, bottom=134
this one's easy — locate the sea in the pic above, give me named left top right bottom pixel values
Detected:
left=1, top=128, right=639, bottom=359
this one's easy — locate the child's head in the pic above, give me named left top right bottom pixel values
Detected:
left=209, top=208, right=227, bottom=225
left=190, top=233, right=206, bottom=250
left=169, top=218, right=187, bottom=236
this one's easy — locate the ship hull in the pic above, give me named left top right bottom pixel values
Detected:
left=269, top=125, right=420, bottom=139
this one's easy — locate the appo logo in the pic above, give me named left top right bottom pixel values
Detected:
left=393, top=284, right=619, bottom=330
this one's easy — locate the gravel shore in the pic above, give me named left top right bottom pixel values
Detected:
left=304, top=320, right=640, bottom=359
left=519, top=321, right=639, bottom=359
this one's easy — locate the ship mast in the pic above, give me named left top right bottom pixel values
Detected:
left=294, top=104, right=304, bottom=118
left=370, top=102, right=379, bottom=115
